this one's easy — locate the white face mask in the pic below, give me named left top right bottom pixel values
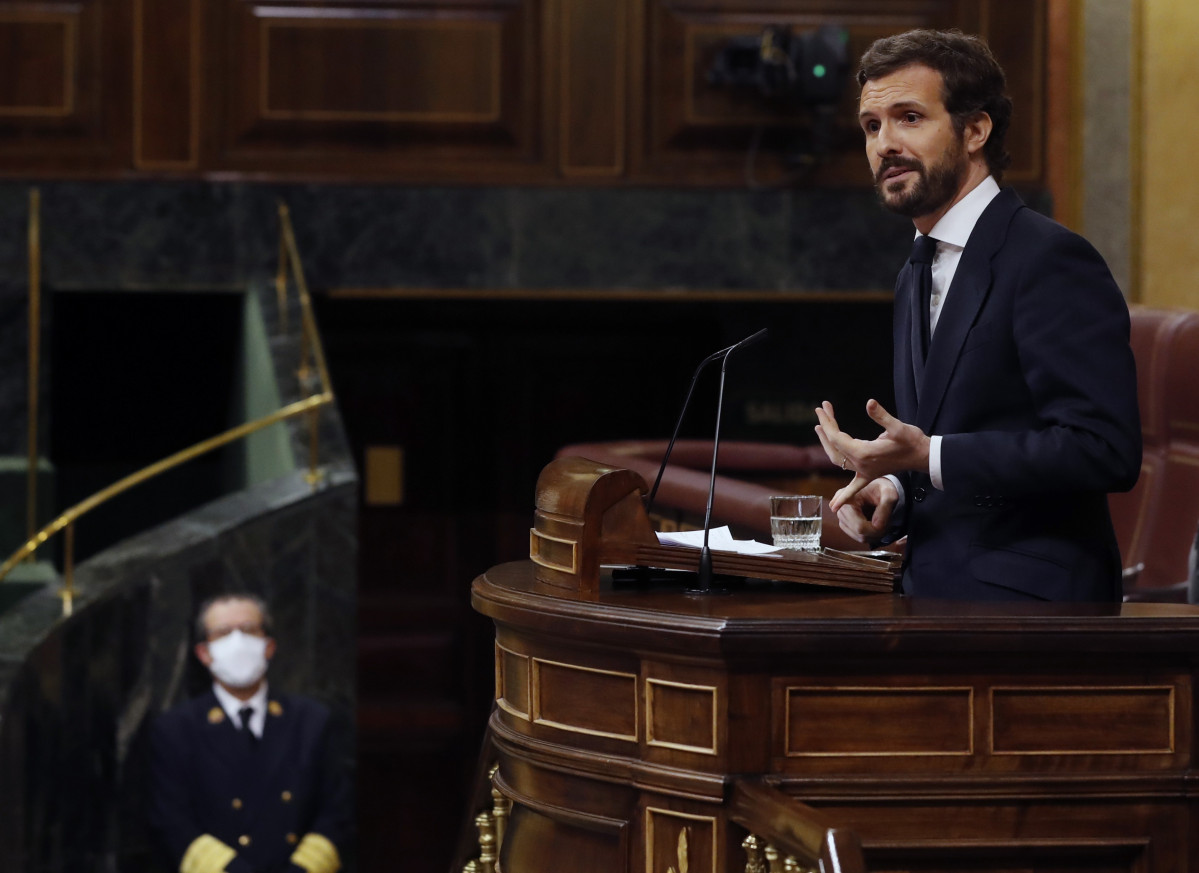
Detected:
left=206, top=630, right=269, bottom=689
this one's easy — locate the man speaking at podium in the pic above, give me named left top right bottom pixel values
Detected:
left=814, top=29, right=1141, bottom=601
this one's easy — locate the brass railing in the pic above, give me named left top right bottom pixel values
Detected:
left=455, top=736, right=867, bottom=873
left=0, top=199, right=334, bottom=615
left=729, top=780, right=868, bottom=873
left=27, top=189, right=41, bottom=548
left=456, top=774, right=867, bottom=873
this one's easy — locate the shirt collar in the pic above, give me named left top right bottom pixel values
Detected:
left=923, top=175, right=1001, bottom=249
left=212, top=680, right=269, bottom=724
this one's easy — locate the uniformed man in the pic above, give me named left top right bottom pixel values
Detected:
left=149, top=594, right=349, bottom=873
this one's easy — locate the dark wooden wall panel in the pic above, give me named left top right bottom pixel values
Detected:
left=632, top=0, right=1046, bottom=186
left=134, top=0, right=200, bottom=169
left=0, top=0, right=1049, bottom=185
left=207, top=0, right=549, bottom=180
left=260, top=19, right=502, bottom=121
left=0, top=14, right=73, bottom=116
left=558, top=0, right=627, bottom=176
left=0, top=0, right=131, bottom=173
left=976, top=0, right=1044, bottom=183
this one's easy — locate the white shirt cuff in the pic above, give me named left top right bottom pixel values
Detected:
left=929, top=434, right=944, bottom=491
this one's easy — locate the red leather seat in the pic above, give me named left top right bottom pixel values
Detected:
left=1118, top=308, right=1199, bottom=599
left=1107, top=307, right=1184, bottom=574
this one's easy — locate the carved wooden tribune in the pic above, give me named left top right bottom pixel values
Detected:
left=470, top=459, right=1199, bottom=872
left=529, top=456, right=894, bottom=594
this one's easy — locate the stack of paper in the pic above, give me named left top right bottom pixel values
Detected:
left=655, top=526, right=781, bottom=555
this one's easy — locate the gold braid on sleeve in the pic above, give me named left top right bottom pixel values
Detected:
left=290, top=832, right=341, bottom=873
left=180, top=834, right=237, bottom=873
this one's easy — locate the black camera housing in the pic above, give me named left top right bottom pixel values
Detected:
left=707, top=24, right=850, bottom=106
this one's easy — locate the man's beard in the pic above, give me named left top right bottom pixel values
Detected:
left=874, top=137, right=967, bottom=219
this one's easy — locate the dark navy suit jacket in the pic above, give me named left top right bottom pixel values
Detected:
left=890, top=188, right=1141, bottom=601
left=149, top=690, right=349, bottom=873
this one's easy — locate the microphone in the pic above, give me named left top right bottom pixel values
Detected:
left=694, top=328, right=767, bottom=593
left=644, top=342, right=738, bottom=518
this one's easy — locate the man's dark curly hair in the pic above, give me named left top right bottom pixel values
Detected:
left=857, top=29, right=1012, bottom=182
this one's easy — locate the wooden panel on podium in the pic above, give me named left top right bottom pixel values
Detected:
left=473, top=561, right=1199, bottom=873
left=469, top=461, right=1199, bottom=873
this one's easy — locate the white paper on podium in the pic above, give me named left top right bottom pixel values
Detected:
left=655, top=525, right=781, bottom=555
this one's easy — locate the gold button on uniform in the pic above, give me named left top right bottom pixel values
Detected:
left=281, top=790, right=292, bottom=803
left=238, top=835, right=251, bottom=847
left=286, top=833, right=298, bottom=845
left=231, top=798, right=243, bottom=810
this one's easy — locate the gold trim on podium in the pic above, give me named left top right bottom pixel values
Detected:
left=646, top=678, right=719, bottom=756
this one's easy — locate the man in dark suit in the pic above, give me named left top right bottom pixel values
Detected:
left=814, top=29, right=1141, bottom=601
left=149, top=594, right=349, bottom=873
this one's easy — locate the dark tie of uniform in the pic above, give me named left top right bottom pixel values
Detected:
left=238, top=706, right=257, bottom=749
left=905, top=234, right=938, bottom=400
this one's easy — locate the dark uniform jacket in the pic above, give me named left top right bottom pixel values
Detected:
left=149, top=690, right=349, bottom=873
left=889, top=188, right=1141, bottom=601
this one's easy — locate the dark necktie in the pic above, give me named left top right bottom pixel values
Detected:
left=239, top=706, right=257, bottom=748
left=906, top=234, right=937, bottom=398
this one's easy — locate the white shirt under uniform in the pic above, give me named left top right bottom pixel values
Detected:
left=212, top=681, right=268, bottom=738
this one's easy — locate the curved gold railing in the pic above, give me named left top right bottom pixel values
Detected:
left=0, top=199, right=334, bottom=616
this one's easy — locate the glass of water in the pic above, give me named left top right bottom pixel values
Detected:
left=769, top=495, right=822, bottom=551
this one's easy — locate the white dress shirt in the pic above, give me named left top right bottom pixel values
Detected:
left=919, top=175, right=1001, bottom=490
left=213, top=680, right=268, bottom=738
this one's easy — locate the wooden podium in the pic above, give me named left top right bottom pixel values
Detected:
left=469, top=459, right=1199, bottom=873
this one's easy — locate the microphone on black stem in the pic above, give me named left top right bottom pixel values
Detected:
left=645, top=329, right=769, bottom=517
left=692, top=328, right=767, bottom=593
left=644, top=342, right=738, bottom=518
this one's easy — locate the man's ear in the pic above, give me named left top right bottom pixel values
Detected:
left=964, top=111, right=993, bottom=157
left=265, top=637, right=277, bottom=661
left=195, top=641, right=213, bottom=668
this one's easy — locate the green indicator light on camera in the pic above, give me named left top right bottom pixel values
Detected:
left=813, top=64, right=827, bottom=78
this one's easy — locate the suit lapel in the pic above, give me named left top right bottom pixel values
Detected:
left=915, top=188, right=1023, bottom=432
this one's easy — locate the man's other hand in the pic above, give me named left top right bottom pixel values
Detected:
left=831, top=476, right=900, bottom=545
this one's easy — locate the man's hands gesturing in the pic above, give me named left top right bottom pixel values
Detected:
left=813, top=399, right=930, bottom=544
